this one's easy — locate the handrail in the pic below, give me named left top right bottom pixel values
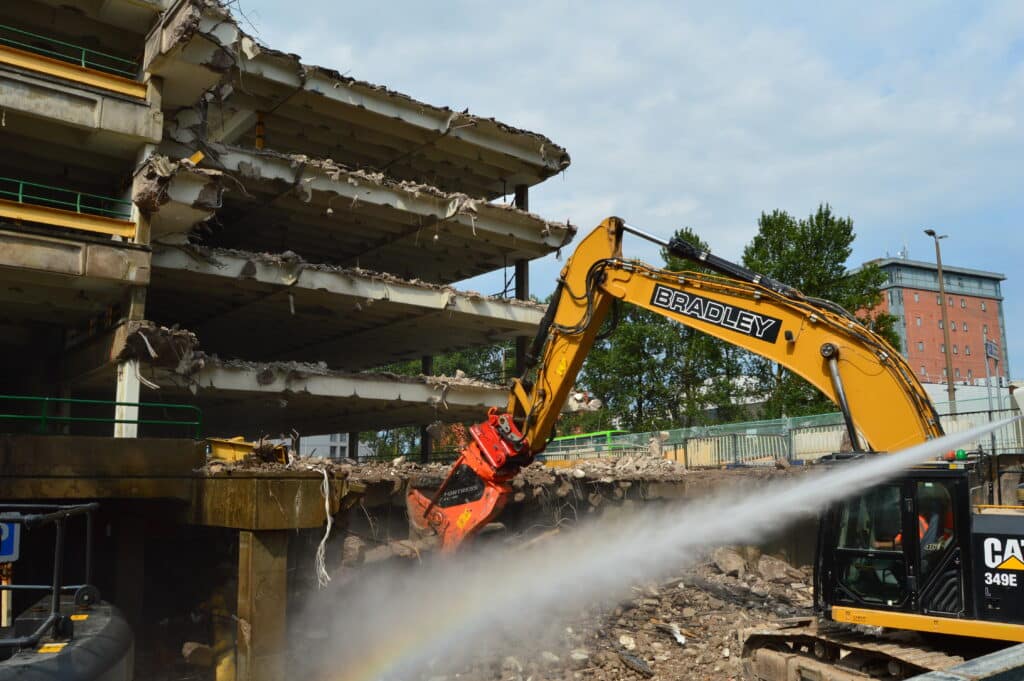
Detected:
left=0, top=23, right=138, bottom=79
left=0, top=503, right=99, bottom=650
left=0, top=395, right=203, bottom=438
left=0, top=176, right=132, bottom=220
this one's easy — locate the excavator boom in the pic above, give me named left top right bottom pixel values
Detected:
left=408, top=217, right=942, bottom=550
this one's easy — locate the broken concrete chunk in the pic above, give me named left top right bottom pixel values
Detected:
left=712, top=547, right=746, bottom=578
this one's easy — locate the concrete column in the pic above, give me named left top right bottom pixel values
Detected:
left=347, top=431, right=360, bottom=461
left=514, top=185, right=530, bottom=377
left=114, top=276, right=148, bottom=438
left=237, top=531, right=289, bottom=681
left=113, top=359, right=141, bottom=438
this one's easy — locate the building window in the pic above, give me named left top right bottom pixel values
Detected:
left=955, top=368, right=961, bottom=379
left=963, top=322, right=968, bottom=332
left=938, top=320, right=944, bottom=330
left=913, top=292, right=920, bottom=303
left=967, top=369, right=973, bottom=380
left=952, top=345, right=958, bottom=355
left=983, top=324, right=989, bottom=336
left=920, top=365, right=927, bottom=376
left=330, top=433, right=338, bottom=442
left=940, top=343, right=946, bottom=353
left=960, top=298, right=966, bottom=308
left=981, top=301, right=987, bottom=311
left=915, top=316, right=922, bottom=327
left=943, top=367, right=948, bottom=377
left=329, top=446, right=337, bottom=456
left=917, top=341, right=924, bottom=352
left=888, top=290, right=894, bottom=305
left=948, top=296, right=954, bottom=306
left=936, top=295, right=942, bottom=305
left=965, top=345, right=971, bottom=356
left=951, top=321, right=957, bottom=331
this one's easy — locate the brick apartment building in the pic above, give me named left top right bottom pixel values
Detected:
left=868, top=257, right=1010, bottom=386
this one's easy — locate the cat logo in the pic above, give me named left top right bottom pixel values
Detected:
left=983, top=537, right=1024, bottom=570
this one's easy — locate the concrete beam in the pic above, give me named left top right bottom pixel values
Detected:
left=142, top=358, right=507, bottom=437
left=0, top=68, right=160, bottom=142
left=149, top=244, right=543, bottom=368
left=214, top=145, right=569, bottom=250
left=0, top=228, right=149, bottom=326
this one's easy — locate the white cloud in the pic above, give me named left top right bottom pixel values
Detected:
left=240, top=0, right=1024, bottom=375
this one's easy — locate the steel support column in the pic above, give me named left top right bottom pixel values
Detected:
left=514, top=185, right=530, bottom=376
left=420, top=356, right=433, bottom=463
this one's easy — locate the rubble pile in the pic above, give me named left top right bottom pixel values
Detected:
left=405, top=548, right=813, bottom=681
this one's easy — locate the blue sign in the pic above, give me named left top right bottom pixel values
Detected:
left=985, top=339, right=1000, bottom=360
left=0, top=523, right=20, bottom=562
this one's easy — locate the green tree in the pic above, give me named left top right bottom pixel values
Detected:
left=574, top=227, right=749, bottom=432
left=741, top=203, right=896, bottom=417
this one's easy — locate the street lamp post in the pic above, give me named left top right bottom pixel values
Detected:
left=924, top=229, right=957, bottom=415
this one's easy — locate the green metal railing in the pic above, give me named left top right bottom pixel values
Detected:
left=0, top=177, right=132, bottom=220
left=0, top=395, right=203, bottom=438
left=0, top=24, right=138, bottom=79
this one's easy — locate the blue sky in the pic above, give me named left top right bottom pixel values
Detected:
left=238, top=1, right=1023, bottom=377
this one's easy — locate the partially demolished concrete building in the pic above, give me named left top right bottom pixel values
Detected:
left=0, top=0, right=572, bottom=443
left=0, top=3, right=572, bottom=680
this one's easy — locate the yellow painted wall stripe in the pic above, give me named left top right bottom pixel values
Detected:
left=0, top=200, right=136, bottom=239
left=832, top=606, right=1024, bottom=643
left=0, top=45, right=146, bottom=99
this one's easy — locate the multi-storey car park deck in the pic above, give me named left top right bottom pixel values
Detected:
left=0, top=1, right=576, bottom=679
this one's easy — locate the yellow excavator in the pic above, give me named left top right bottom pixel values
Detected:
left=407, top=217, right=1024, bottom=679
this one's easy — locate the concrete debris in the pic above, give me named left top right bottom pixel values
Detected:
left=181, top=641, right=214, bottom=667
left=393, top=553, right=813, bottom=681
left=133, top=155, right=224, bottom=215
left=118, top=322, right=203, bottom=374
left=711, top=547, right=746, bottom=579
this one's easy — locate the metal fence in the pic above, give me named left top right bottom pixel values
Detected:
left=0, top=24, right=138, bottom=78
left=556, top=406, right=1023, bottom=469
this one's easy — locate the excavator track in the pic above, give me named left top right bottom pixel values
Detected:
left=741, top=620, right=965, bottom=680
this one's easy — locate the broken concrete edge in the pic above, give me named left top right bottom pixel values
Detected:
left=155, top=140, right=576, bottom=250
left=145, top=0, right=570, bottom=173
left=152, top=242, right=548, bottom=312
left=113, top=321, right=506, bottom=390
left=133, top=155, right=223, bottom=212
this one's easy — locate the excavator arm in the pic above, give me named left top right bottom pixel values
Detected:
left=407, top=217, right=943, bottom=550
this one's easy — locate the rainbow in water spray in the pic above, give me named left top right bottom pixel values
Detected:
left=318, top=417, right=1019, bottom=681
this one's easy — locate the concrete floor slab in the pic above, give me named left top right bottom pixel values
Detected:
left=154, top=144, right=573, bottom=283
left=148, top=244, right=543, bottom=368
left=146, top=1, right=569, bottom=199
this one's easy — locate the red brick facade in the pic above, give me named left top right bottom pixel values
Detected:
left=876, top=289, right=1005, bottom=384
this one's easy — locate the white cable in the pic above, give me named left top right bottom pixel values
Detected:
left=315, top=467, right=333, bottom=589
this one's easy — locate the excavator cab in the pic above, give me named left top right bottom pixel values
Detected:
left=820, top=467, right=970, bottom=620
